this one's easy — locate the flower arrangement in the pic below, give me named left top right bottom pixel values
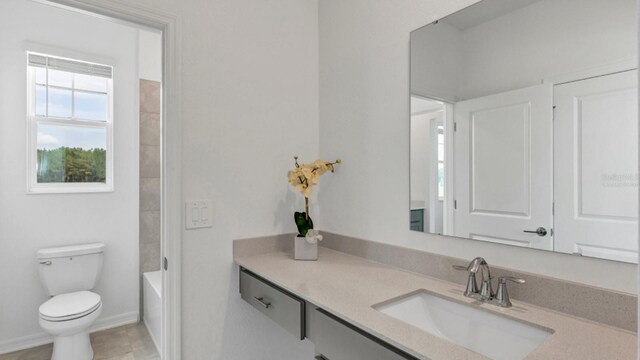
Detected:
left=287, top=156, right=341, bottom=243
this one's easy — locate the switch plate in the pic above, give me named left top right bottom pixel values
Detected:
left=185, top=200, right=213, bottom=229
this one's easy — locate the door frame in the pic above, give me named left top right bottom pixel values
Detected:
left=543, top=57, right=637, bottom=85
left=37, top=1, right=182, bottom=359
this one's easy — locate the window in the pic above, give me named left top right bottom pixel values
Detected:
left=437, top=125, right=445, bottom=200
left=27, top=53, right=113, bottom=193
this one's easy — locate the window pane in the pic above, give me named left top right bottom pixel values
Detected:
left=35, top=85, right=46, bottom=116
left=438, top=162, right=445, bottom=198
left=36, top=123, right=107, bottom=183
left=48, top=69, right=73, bottom=88
left=34, top=67, right=46, bottom=85
left=438, top=143, right=444, bottom=162
left=74, top=74, right=108, bottom=92
left=74, top=91, right=107, bottom=121
left=48, top=87, right=72, bottom=118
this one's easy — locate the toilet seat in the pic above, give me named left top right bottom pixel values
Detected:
left=39, top=291, right=101, bottom=322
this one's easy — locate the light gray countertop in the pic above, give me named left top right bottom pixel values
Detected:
left=234, top=247, right=637, bottom=360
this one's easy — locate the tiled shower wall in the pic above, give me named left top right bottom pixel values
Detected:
left=140, top=79, right=161, bottom=274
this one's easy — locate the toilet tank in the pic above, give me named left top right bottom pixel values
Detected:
left=37, top=243, right=105, bottom=296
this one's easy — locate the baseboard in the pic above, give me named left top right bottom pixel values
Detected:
left=0, top=311, right=139, bottom=355
left=90, top=311, right=139, bottom=333
left=0, top=332, right=51, bottom=356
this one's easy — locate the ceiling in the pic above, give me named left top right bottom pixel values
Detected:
left=411, top=96, right=444, bottom=115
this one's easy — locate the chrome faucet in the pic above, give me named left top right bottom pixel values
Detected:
left=453, top=257, right=492, bottom=300
left=453, top=257, right=525, bottom=308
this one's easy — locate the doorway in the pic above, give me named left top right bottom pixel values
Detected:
left=0, top=0, right=181, bottom=359
left=410, top=95, right=453, bottom=235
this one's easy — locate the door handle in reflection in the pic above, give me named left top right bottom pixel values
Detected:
left=523, top=227, right=547, bottom=236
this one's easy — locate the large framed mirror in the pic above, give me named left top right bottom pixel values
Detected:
left=410, top=0, right=638, bottom=263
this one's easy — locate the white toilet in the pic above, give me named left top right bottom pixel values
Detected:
left=37, top=243, right=105, bottom=360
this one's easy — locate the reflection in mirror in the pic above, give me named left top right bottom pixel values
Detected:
left=410, top=0, right=638, bottom=263
left=410, top=96, right=449, bottom=234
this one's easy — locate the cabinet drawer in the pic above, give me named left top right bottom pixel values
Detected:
left=314, top=308, right=418, bottom=360
left=410, top=209, right=424, bottom=222
left=239, top=268, right=305, bottom=340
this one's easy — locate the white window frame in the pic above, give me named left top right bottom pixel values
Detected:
left=26, top=52, right=114, bottom=194
left=436, top=124, right=445, bottom=201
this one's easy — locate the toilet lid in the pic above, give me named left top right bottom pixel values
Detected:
left=39, top=291, right=101, bottom=321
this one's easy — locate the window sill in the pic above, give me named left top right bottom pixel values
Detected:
left=27, top=184, right=114, bottom=194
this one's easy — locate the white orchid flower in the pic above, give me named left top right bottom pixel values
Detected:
left=305, top=229, right=323, bottom=244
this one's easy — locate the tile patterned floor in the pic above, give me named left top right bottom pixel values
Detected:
left=0, top=322, right=159, bottom=360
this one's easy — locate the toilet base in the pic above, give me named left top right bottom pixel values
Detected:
left=39, top=297, right=102, bottom=360
left=51, top=331, right=94, bottom=360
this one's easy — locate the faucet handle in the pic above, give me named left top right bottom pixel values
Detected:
left=499, top=276, right=525, bottom=285
left=453, top=264, right=479, bottom=297
left=452, top=264, right=469, bottom=271
left=494, top=276, right=525, bottom=307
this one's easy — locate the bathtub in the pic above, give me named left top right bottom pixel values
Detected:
left=143, top=270, right=162, bottom=355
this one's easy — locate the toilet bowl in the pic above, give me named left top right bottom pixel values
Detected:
left=37, top=243, right=105, bottom=360
left=39, top=291, right=102, bottom=360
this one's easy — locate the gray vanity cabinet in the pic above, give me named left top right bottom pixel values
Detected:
left=239, top=267, right=418, bottom=359
left=313, top=308, right=419, bottom=360
left=410, top=209, right=424, bottom=232
left=239, top=268, right=305, bottom=340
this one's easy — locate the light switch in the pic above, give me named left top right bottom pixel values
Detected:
left=185, top=200, right=213, bottom=229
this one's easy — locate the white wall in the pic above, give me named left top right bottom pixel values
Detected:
left=138, top=29, right=162, bottom=82
left=179, top=1, right=319, bottom=357
left=0, top=0, right=139, bottom=352
left=410, top=20, right=463, bottom=102
left=411, top=0, right=637, bottom=101
left=318, top=0, right=638, bottom=294
left=460, top=0, right=637, bottom=99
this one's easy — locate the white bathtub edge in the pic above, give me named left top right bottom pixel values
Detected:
left=143, top=270, right=162, bottom=356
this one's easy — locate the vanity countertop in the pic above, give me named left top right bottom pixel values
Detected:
left=234, top=247, right=637, bottom=360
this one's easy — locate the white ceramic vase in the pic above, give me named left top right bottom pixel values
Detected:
left=294, top=236, right=317, bottom=260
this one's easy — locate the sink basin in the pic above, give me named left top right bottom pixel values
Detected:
left=374, top=291, right=552, bottom=360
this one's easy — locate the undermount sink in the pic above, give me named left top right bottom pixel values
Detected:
left=374, top=291, right=552, bottom=360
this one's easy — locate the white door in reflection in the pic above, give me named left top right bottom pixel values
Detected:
left=554, top=70, right=638, bottom=262
left=453, top=84, right=553, bottom=250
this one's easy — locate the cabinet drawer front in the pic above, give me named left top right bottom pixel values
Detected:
left=314, top=308, right=418, bottom=360
left=410, top=209, right=424, bottom=221
left=240, top=268, right=305, bottom=340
